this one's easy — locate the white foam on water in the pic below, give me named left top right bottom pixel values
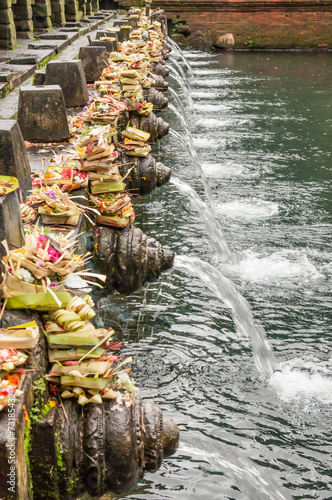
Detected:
left=202, top=162, right=247, bottom=178
left=184, top=52, right=217, bottom=59
left=196, top=118, right=231, bottom=127
left=194, top=78, right=229, bottom=87
left=216, top=199, right=279, bottom=220
left=270, top=358, right=332, bottom=404
left=194, top=102, right=229, bottom=111
left=235, top=249, right=323, bottom=282
left=193, top=68, right=228, bottom=75
left=192, top=136, right=222, bottom=149
left=189, top=60, right=213, bottom=67
left=191, top=91, right=219, bottom=99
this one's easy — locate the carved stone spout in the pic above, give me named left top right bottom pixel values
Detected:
left=152, top=62, right=170, bottom=78
left=143, top=87, right=168, bottom=108
left=119, top=153, right=171, bottom=195
left=29, top=396, right=179, bottom=499
left=92, top=226, right=174, bottom=294
left=127, top=111, right=169, bottom=142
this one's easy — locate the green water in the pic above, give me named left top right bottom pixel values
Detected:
left=101, top=51, right=332, bottom=499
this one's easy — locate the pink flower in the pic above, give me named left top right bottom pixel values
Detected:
left=48, top=247, right=62, bottom=261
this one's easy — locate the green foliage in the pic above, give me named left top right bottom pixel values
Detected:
left=24, top=420, right=33, bottom=492
left=29, top=377, right=53, bottom=423
left=245, top=39, right=254, bottom=48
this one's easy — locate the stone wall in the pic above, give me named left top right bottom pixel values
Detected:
left=0, top=0, right=96, bottom=49
left=116, top=0, right=332, bottom=49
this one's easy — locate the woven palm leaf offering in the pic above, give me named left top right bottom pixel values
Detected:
left=37, top=185, right=87, bottom=226
left=119, top=125, right=151, bottom=157
left=20, top=203, right=37, bottom=223
left=0, top=321, right=39, bottom=349
left=32, top=156, right=88, bottom=192
left=74, top=125, right=119, bottom=172
left=0, top=343, right=32, bottom=411
left=44, top=295, right=137, bottom=406
left=81, top=96, right=124, bottom=125
left=0, top=370, right=24, bottom=411
left=1, top=230, right=90, bottom=298
left=89, top=191, right=135, bottom=228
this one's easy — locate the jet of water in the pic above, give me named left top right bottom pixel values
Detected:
left=167, top=37, right=194, bottom=77
left=168, top=68, right=194, bottom=107
left=181, top=432, right=292, bottom=500
left=169, top=128, right=214, bottom=201
left=175, top=254, right=275, bottom=379
left=169, top=57, right=192, bottom=88
left=171, top=176, right=235, bottom=265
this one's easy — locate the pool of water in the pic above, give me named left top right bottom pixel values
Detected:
left=100, top=51, right=332, bottom=499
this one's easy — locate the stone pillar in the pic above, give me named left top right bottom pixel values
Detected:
left=85, top=0, right=92, bottom=16
left=0, top=0, right=17, bottom=49
left=17, top=85, right=70, bottom=142
left=78, top=46, right=108, bottom=83
left=0, top=120, right=32, bottom=199
left=32, top=0, right=53, bottom=29
left=91, top=0, right=99, bottom=12
left=12, top=0, right=34, bottom=39
left=50, top=0, right=66, bottom=26
left=78, top=0, right=86, bottom=16
left=44, top=60, right=89, bottom=106
left=0, top=191, right=25, bottom=257
left=65, top=0, right=83, bottom=22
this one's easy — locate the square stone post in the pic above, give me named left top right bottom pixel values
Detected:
left=12, top=0, right=34, bottom=39
left=51, top=0, right=66, bottom=26
left=0, top=0, right=17, bottom=49
left=32, top=0, right=53, bottom=29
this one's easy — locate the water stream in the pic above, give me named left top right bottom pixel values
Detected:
left=170, top=176, right=234, bottom=264
left=102, top=50, right=332, bottom=499
left=175, top=255, right=275, bottom=378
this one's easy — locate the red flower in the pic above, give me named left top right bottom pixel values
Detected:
left=62, top=168, right=73, bottom=179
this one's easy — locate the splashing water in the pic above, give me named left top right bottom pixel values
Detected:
left=167, top=37, right=194, bottom=77
left=168, top=69, right=194, bottom=108
left=175, top=254, right=275, bottom=378
left=181, top=433, right=292, bottom=500
left=270, top=357, right=332, bottom=404
left=171, top=176, right=235, bottom=264
left=169, top=57, right=192, bottom=88
left=235, top=249, right=323, bottom=283
left=169, top=128, right=214, bottom=201
left=216, top=199, right=280, bottom=220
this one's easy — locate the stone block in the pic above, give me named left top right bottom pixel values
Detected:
left=0, top=120, right=32, bottom=198
left=214, top=33, right=235, bottom=49
left=85, top=0, right=91, bottom=15
left=17, top=85, right=70, bottom=142
left=0, top=22, right=16, bottom=46
left=91, top=38, right=115, bottom=52
left=32, top=0, right=51, bottom=16
left=0, top=190, right=25, bottom=256
left=33, top=15, right=52, bottom=29
left=65, top=0, right=79, bottom=14
left=78, top=45, right=108, bottom=83
left=33, top=70, right=45, bottom=85
left=91, top=0, right=98, bottom=11
left=12, top=3, right=33, bottom=20
left=50, top=0, right=64, bottom=12
left=14, top=18, right=34, bottom=32
left=0, top=7, right=14, bottom=23
left=44, top=60, right=88, bottom=106
left=0, top=72, right=14, bottom=82
left=39, top=32, right=67, bottom=39
left=52, top=12, right=66, bottom=24
left=0, top=0, right=12, bottom=8
left=9, top=55, right=37, bottom=64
